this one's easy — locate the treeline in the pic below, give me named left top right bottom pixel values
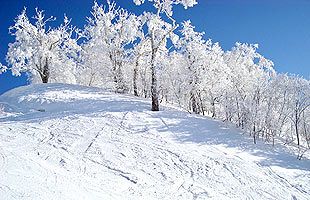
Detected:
left=1, top=0, right=309, bottom=153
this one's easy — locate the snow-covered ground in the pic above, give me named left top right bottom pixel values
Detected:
left=0, top=83, right=309, bottom=200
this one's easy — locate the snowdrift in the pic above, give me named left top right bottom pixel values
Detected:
left=0, top=83, right=309, bottom=200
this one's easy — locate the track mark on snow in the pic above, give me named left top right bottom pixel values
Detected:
left=85, top=156, right=138, bottom=184
left=0, top=151, right=6, bottom=173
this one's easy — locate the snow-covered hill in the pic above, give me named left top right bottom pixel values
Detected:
left=0, top=83, right=309, bottom=200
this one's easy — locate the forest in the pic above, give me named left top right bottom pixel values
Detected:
left=0, top=0, right=309, bottom=155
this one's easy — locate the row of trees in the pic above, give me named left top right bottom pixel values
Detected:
left=1, top=0, right=309, bottom=151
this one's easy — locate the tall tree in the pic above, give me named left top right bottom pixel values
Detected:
left=286, top=75, right=310, bottom=146
left=81, top=1, right=142, bottom=92
left=133, top=0, right=198, bottom=111
left=175, top=20, right=206, bottom=114
left=131, top=38, right=152, bottom=97
left=224, top=42, right=274, bottom=143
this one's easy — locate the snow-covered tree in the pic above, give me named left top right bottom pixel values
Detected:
left=200, top=42, right=229, bottom=118
left=174, top=20, right=206, bottom=114
left=133, top=0, right=198, bottom=111
left=6, top=8, right=79, bottom=83
left=286, top=75, right=310, bottom=146
left=1, top=0, right=309, bottom=155
left=163, top=51, right=187, bottom=108
left=130, top=38, right=152, bottom=97
left=79, top=1, right=142, bottom=92
left=223, top=42, right=275, bottom=143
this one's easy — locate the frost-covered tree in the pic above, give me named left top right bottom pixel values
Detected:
left=170, top=21, right=227, bottom=115
left=6, top=8, right=79, bottom=83
left=163, top=51, right=187, bottom=107
left=265, top=74, right=292, bottom=143
left=302, top=106, right=310, bottom=149
left=223, top=43, right=274, bottom=143
left=79, top=1, right=142, bottom=92
left=1, top=0, right=309, bottom=154
left=130, top=38, right=153, bottom=97
left=200, top=42, right=229, bottom=118
left=286, top=75, right=310, bottom=146
left=174, top=20, right=206, bottom=114
left=133, top=0, right=197, bottom=111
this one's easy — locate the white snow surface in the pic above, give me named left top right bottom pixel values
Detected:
left=0, top=83, right=309, bottom=200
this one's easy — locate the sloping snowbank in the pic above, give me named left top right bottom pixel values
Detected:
left=0, top=83, right=309, bottom=200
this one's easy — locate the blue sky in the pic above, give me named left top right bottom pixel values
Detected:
left=0, top=0, right=309, bottom=94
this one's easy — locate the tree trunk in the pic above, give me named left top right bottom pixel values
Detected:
left=190, top=92, right=199, bottom=114
left=293, top=103, right=301, bottom=146
left=111, top=54, right=118, bottom=86
left=133, top=60, right=138, bottom=96
left=41, top=58, right=49, bottom=83
left=198, top=93, right=205, bottom=115
left=253, top=124, right=257, bottom=144
left=151, top=49, right=159, bottom=111
left=41, top=74, right=49, bottom=83
left=151, top=68, right=159, bottom=111
left=295, top=118, right=300, bottom=146
left=110, top=53, right=127, bottom=93
left=211, top=100, right=216, bottom=118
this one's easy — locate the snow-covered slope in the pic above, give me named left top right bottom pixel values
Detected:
left=0, top=83, right=309, bottom=200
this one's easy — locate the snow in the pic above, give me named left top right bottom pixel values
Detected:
left=0, top=83, right=309, bottom=200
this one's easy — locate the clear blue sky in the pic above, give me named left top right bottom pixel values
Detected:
left=0, top=0, right=309, bottom=94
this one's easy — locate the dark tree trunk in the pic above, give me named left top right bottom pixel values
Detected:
left=151, top=49, right=159, bottom=111
left=112, top=65, right=118, bottom=85
left=133, top=60, right=138, bottom=97
left=211, top=101, right=216, bottom=118
left=151, top=65, right=159, bottom=111
left=198, top=93, right=205, bottom=115
left=190, top=92, right=199, bottom=114
left=41, top=74, right=48, bottom=83
left=295, top=118, right=300, bottom=146
left=293, top=104, right=301, bottom=147
left=253, top=124, right=257, bottom=144
left=41, top=59, right=49, bottom=83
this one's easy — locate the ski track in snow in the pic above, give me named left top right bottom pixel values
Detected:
left=0, top=83, right=309, bottom=200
